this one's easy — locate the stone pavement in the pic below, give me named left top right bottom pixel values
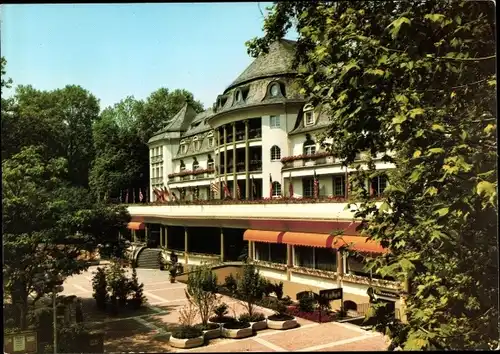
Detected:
left=63, top=266, right=389, bottom=352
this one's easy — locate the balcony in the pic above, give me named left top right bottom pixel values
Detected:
left=151, top=155, right=163, bottom=163
left=249, top=160, right=262, bottom=172
left=248, top=128, right=262, bottom=140
left=282, top=154, right=339, bottom=169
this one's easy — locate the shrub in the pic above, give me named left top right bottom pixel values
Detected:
left=128, top=266, right=146, bottom=310
left=186, top=264, right=219, bottom=325
left=273, top=281, right=284, bottom=300
left=178, top=300, right=198, bottom=327
left=213, top=303, right=229, bottom=319
left=298, top=295, right=317, bottom=313
left=236, top=263, right=264, bottom=316
left=75, top=299, right=84, bottom=323
left=223, top=321, right=251, bottom=329
left=194, top=323, right=220, bottom=331
left=239, top=312, right=266, bottom=322
left=260, top=278, right=274, bottom=297
left=224, top=274, right=237, bottom=293
left=27, top=307, right=53, bottom=343
left=171, top=325, right=203, bottom=339
left=268, top=313, right=294, bottom=321
left=281, top=295, right=293, bottom=305
left=275, top=302, right=288, bottom=316
left=91, top=267, right=108, bottom=311
left=105, top=259, right=130, bottom=310
left=57, top=323, right=92, bottom=353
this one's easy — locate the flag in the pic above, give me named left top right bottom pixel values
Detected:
left=125, top=189, right=129, bottom=203
left=223, top=180, right=231, bottom=198
left=153, top=188, right=160, bottom=202
left=139, top=188, right=144, bottom=202
left=210, top=179, right=219, bottom=199
left=313, top=170, right=319, bottom=199
left=162, top=186, right=170, bottom=202
left=269, top=173, right=273, bottom=198
left=251, top=175, right=257, bottom=199
left=288, top=172, right=294, bottom=198
left=236, top=182, right=241, bottom=200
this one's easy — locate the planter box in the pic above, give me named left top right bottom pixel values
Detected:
left=222, top=326, right=253, bottom=339
left=203, top=327, right=221, bottom=340
left=267, top=317, right=299, bottom=330
left=304, top=160, right=315, bottom=167
left=250, top=320, right=268, bottom=331
left=169, top=335, right=204, bottom=349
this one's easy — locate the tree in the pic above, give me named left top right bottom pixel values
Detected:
left=248, top=1, right=497, bottom=350
left=185, top=264, right=219, bottom=326
left=236, top=264, right=264, bottom=317
left=2, top=146, right=130, bottom=329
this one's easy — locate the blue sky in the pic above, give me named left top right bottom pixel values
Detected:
left=1, top=3, right=297, bottom=111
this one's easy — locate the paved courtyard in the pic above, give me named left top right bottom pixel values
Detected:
left=63, top=265, right=389, bottom=352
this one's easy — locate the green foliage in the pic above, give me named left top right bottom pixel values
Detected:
left=298, top=295, right=316, bottom=313
left=171, top=325, right=203, bottom=339
left=273, top=281, right=284, bottom=300
left=260, top=278, right=274, bottom=297
left=186, top=264, right=219, bottom=325
left=250, top=0, right=497, bottom=350
left=236, top=264, right=265, bottom=316
left=224, top=273, right=238, bottom=293
left=105, top=259, right=130, bottom=312
left=128, top=266, right=146, bottom=309
left=239, top=312, right=266, bottom=322
left=92, top=267, right=108, bottom=311
left=213, top=303, right=229, bottom=319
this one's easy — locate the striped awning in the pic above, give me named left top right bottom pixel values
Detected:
left=243, top=229, right=386, bottom=254
left=127, top=222, right=145, bottom=230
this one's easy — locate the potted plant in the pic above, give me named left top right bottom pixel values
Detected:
left=169, top=301, right=204, bottom=349
left=267, top=302, right=299, bottom=330
left=186, top=265, right=221, bottom=339
left=208, top=303, right=235, bottom=327
left=222, top=320, right=253, bottom=339
left=238, top=312, right=267, bottom=331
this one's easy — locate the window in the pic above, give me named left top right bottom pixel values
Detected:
left=270, top=145, right=281, bottom=161
left=370, top=175, right=388, bottom=196
left=208, top=137, right=215, bottom=148
left=333, top=175, right=346, bottom=197
left=295, top=246, right=337, bottom=271
left=270, top=115, right=280, bottom=128
left=235, top=90, right=242, bottom=103
left=207, top=159, right=214, bottom=170
left=180, top=144, right=187, bottom=154
left=192, top=161, right=200, bottom=170
left=180, top=161, right=186, bottom=172
left=303, top=137, right=316, bottom=155
left=302, top=178, right=314, bottom=198
left=270, top=83, right=280, bottom=97
left=255, top=242, right=286, bottom=264
left=156, top=167, right=160, bottom=179
left=272, top=182, right=282, bottom=197
left=304, top=111, right=314, bottom=126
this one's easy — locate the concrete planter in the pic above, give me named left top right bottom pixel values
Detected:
left=222, top=324, right=253, bottom=339
left=202, top=327, right=221, bottom=340
left=250, top=319, right=268, bottom=331
left=169, top=335, right=204, bottom=349
left=267, top=316, right=299, bottom=330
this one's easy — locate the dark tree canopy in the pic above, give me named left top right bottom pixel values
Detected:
left=248, top=1, right=497, bottom=350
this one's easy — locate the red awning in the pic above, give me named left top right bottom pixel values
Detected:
left=282, top=232, right=335, bottom=248
left=332, top=235, right=387, bottom=254
left=243, top=230, right=285, bottom=243
left=127, top=222, right=145, bottom=230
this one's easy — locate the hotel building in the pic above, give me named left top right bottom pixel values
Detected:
left=125, top=39, right=403, bottom=318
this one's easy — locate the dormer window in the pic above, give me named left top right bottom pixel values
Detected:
left=303, top=104, right=315, bottom=126
left=180, top=140, right=187, bottom=154
left=270, top=83, right=280, bottom=97
left=235, top=90, right=242, bottom=103
left=193, top=136, right=201, bottom=151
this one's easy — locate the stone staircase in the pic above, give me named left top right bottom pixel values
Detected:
left=136, top=248, right=162, bottom=269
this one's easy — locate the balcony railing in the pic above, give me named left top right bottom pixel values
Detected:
left=221, top=128, right=261, bottom=144
left=169, top=172, right=216, bottom=183
left=249, top=128, right=262, bottom=140
left=282, top=156, right=339, bottom=169
left=151, top=177, right=163, bottom=184
left=151, top=155, right=163, bottom=163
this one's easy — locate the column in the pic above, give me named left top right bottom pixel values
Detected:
left=133, top=230, right=137, bottom=243
left=232, top=122, right=237, bottom=198
left=184, top=227, right=189, bottom=264
left=286, top=244, right=293, bottom=281
left=223, top=125, right=228, bottom=193
left=160, top=226, right=164, bottom=247
left=248, top=241, right=252, bottom=259
left=217, top=129, right=222, bottom=199
left=244, top=120, right=250, bottom=199
left=220, top=228, right=225, bottom=262
left=164, top=225, right=168, bottom=249
left=144, top=225, right=149, bottom=244
left=337, top=250, right=343, bottom=287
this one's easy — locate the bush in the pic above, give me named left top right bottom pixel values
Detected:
left=91, top=267, right=108, bottom=311
left=171, top=325, right=203, bottom=339
left=281, top=295, right=293, bottom=305
left=27, top=307, right=53, bottom=343
left=239, top=312, right=266, bottom=322
left=57, top=323, right=92, bottom=353
left=275, top=302, right=288, bottom=315
left=260, top=278, right=274, bottom=297
left=209, top=315, right=235, bottom=324
left=273, top=281, right=284, bottom=300
left=128, top=266, right=146, bottom=310
left=194, top=322, right=219, bottom=331
left=236, top=263, right=264, bottom=316
left=268, top=313, right=295, bottom=321
left=223, top=321, right=251, bottom=329
left=224, top=274, right=237, bottom=293
left=105, top=259, right=130, bottom=311
left=298, top=295, right=317, bottom=313
left=186, top=264, right=219, bottom=325
left=287, top=306, right=335, bottom=323
left=213, top=303, right=229, bottom=319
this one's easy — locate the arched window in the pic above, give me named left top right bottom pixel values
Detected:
left=272, top=182, right=282, bottom=197
left=303, top=104, right=315, bottom=126
left=270, top=145, right=281, bottom=161
left=192, top=160, right=200, bottom=170
left=303, top=135, right=316, bottom=155
left=180, top=160, right=186, bottom=172
left=207, top=156, right=214, bottom=170
left=269, top=82, right=281, bottom=97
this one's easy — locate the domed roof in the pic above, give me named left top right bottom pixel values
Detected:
left=223, top=39, right=297, bottom=93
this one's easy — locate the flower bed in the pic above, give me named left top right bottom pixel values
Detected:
left=280, top=151, right=333, bottom=163
left=286, top=305, right=337, bottom=323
